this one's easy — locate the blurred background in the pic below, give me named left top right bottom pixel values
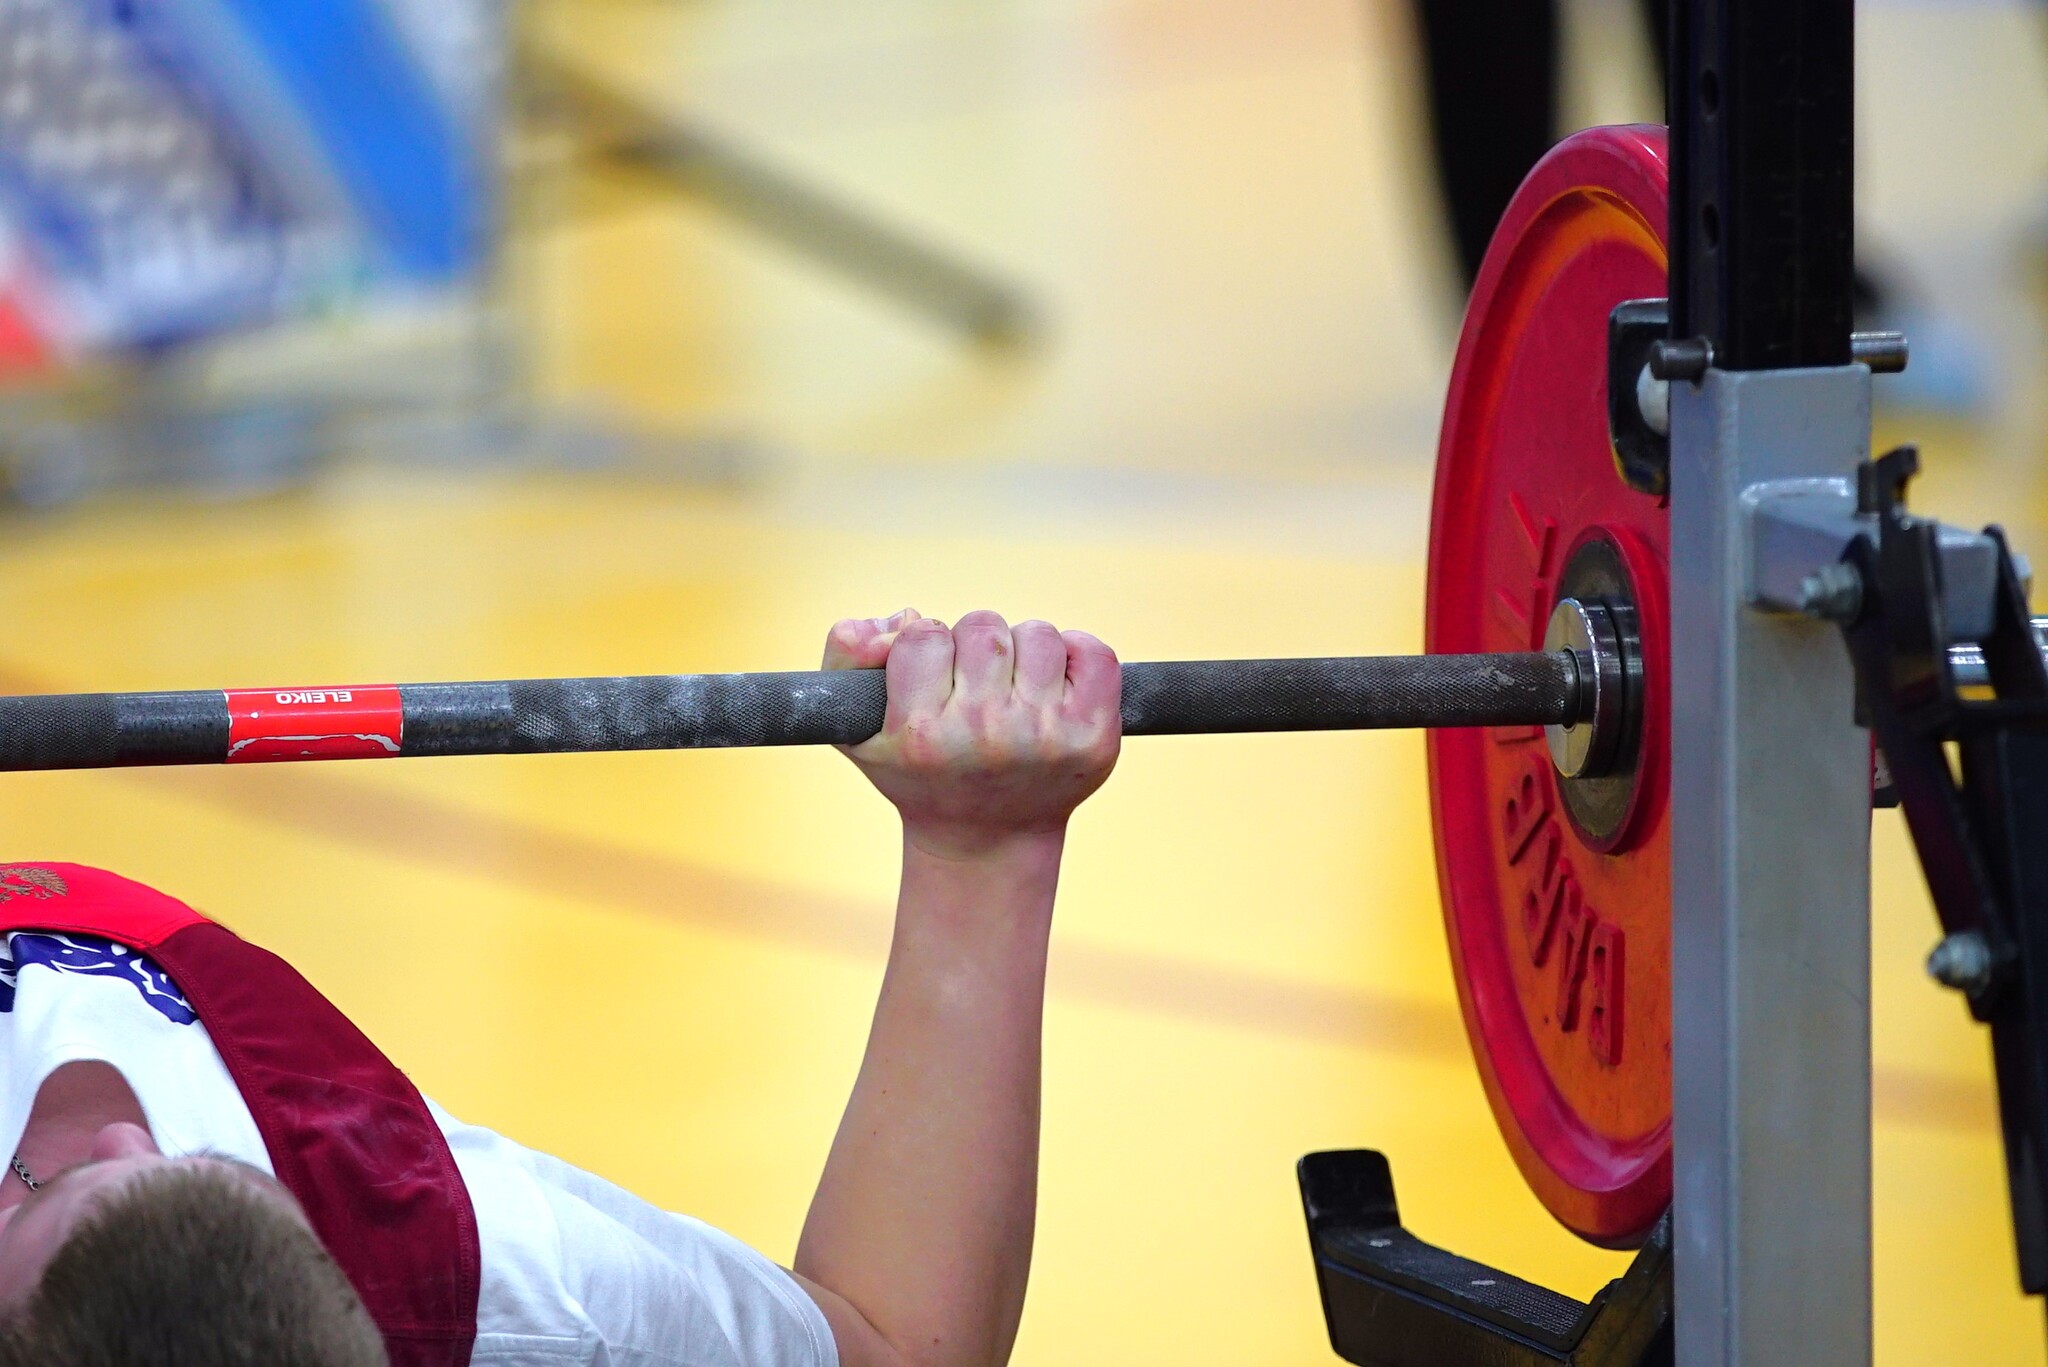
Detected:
left=0, top=0, right=2039, bottom=1360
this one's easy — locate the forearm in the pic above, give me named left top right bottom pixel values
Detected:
left=795, top=832, right=1061, bottom=1367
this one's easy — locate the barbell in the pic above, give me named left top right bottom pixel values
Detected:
left=9, top=126, right=2017, bottom=1253
left=0, top=622, right=2017, bottom=771
left=0, top=644, right=1596, bottom=768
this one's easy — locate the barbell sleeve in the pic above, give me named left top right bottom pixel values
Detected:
left=0, top=651, right=1588, bottom=772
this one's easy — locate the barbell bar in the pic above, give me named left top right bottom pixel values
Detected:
left=0, top=621, right=2031, bottom=773
left=0, top=650, right=1586, bottom=771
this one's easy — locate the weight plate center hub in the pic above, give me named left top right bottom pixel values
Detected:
left=1423, top=125, right=1673, bottom=1248
left=1544, top=539, right=1646, bottom=839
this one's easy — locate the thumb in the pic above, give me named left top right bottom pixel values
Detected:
left=822, top=609, right=920, bottom=671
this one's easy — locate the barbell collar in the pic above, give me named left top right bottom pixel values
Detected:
left=0, top=652, right=1592, bottom=772
left=1543, top=599, right=1627, bottom=780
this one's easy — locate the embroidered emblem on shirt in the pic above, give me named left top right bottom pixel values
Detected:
left=0, top=933, right=196, bottom=1025
left=0, top=868, right=67, bottom=900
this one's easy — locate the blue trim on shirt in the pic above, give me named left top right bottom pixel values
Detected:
left=0, top=933, right=197, bottom=1026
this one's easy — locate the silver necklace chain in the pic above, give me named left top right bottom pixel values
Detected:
left=9, top=1155, right=37, bottom=1191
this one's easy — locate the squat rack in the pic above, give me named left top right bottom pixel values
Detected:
left=1666, top=2, right=1870, bottom=1363
left=1301, top=1, right=2048, bottom=1363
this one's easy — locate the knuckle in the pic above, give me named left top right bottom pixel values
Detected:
left=898, top=720, right=942, bottom=762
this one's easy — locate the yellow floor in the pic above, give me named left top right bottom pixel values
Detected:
left=3, top=0, right=2047, bottom=1361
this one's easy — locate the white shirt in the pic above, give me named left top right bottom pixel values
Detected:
left=0, top=931, right=838, bottom=1367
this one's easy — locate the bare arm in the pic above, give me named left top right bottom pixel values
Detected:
left=791, top=609, right=1120, bottom=1367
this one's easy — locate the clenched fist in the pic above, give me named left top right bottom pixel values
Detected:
left=822, top=609, right=1121, bottom=861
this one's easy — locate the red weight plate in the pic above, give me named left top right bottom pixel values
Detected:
left=1425, top=125, right=1672, bottom=1247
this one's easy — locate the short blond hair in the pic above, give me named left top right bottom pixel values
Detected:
left=0, top=1163, right=386, bottom=1367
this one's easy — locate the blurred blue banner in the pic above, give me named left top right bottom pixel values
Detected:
left=0, top=0, right=498, bottom=369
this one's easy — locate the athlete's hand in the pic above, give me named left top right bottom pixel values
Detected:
left=823, top=609, right=1121, bottom=860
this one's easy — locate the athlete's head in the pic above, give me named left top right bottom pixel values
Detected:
left=0, top=1122, right=385, bottom=1366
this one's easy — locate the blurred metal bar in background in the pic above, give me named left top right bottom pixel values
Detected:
left=518, top=42, right=1037, bottom=348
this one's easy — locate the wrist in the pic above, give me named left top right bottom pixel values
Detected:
left=900, top=821, right=1067, bottom=872
left=896, top=826, right=1064, bottom=928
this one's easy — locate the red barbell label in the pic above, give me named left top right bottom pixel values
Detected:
left=224, top=687, right=404, bottom=763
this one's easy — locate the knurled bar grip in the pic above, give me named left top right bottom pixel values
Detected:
left=0, top=651, right=1583, bottom=772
